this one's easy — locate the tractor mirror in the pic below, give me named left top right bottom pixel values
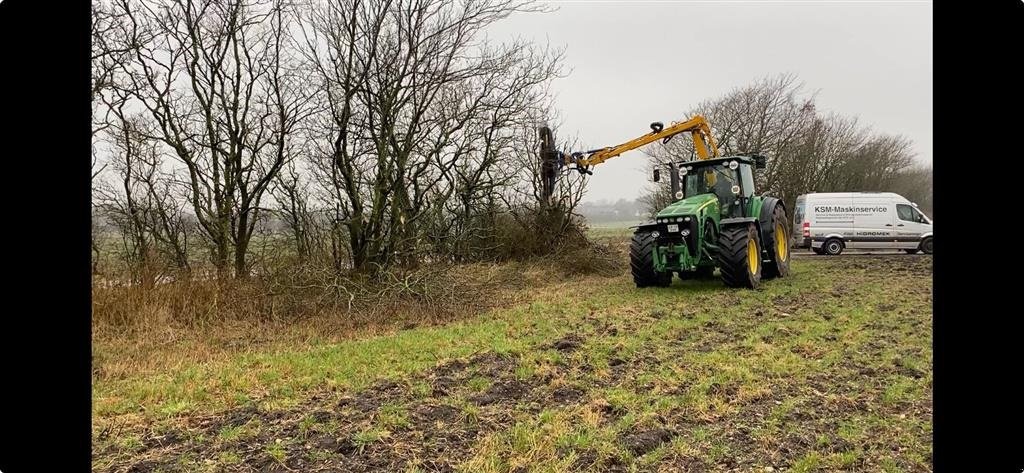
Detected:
left=753, top=155, right=767, bottom=169
left=652, top=169, right=661, bottom=182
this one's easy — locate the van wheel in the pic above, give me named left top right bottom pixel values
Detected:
left=919, top=237, right=933, bottom=255
left=823, top=238, right=844, bottom=255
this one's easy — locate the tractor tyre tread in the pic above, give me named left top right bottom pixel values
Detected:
left=762, top=204, right=792, bottom=279
left=630, top=231, right=671, bottom=287
left=716, top=223, right=762, bottom=289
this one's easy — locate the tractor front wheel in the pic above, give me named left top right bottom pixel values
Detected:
left=717, top=223, right=763, bottom=289
left=630, top=231, right=672, bottom=288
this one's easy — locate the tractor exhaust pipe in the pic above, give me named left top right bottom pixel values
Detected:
left=668, top=161, right=682, bottom=201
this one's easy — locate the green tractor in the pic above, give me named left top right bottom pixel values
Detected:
left=539, top=115, right=791, bottom=289
left=631, top=155, right=790, bottom=289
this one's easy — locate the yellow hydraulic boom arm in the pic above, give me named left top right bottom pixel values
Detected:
left=569, top=114, right=720, bottom=169
left=538, top=115, right=721, bottom=199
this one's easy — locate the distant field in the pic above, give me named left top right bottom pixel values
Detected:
left=586, top=220, right=643, bottom=239
left=93, top=247, right=932, bottom=472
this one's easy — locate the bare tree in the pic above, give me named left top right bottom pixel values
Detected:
left=94, top=0, right=573, bottom=280
left=107, top=0, right=314, bottom=279
left=269, top=161, right=318, bottom=265
left=300, top=0, right=561, bottom=272
left=642, top=73, right=923, bottom=214
left=94, top=112, right=159, bottom=287
left=889, top=164, right=933, bottom=215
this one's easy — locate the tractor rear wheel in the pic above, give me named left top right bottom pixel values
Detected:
left=630, top=231, right=672, bottom=288
left=717, top=223, right=763, bottom=289
left=762, top=204, right=791, bottom=279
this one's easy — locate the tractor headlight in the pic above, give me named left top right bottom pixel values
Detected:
left=684, top=216, right=691, bottom=222
left=679, top=167, right=688, bottom=176
left=674, top=191, right=684, bottom=199
left=731, top=185, right=741, bottom=195
left=680, top=229, right=691, bottom=237
left=676, top=217, right=684, bottom=222
left=729, top=160, right=739, bottom=170
left=651, top=231, right=660, bottom=238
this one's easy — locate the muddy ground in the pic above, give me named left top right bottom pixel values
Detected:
left=94, top=255, right=932, bottom=472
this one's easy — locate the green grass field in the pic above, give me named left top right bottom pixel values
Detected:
left=93, top=253, right=932, bottom=472
left=586, top=220, right=643, bottom=239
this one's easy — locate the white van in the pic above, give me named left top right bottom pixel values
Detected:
left=791, top=192, right=932, bottom=255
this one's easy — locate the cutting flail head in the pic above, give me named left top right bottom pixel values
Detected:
left=538, top=125, right=562, bottom=201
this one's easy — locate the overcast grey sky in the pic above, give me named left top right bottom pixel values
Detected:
left=487, top=1, right=932, bottom=203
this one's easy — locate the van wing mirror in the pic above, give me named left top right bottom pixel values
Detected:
left=752, top=154, right=767, bottom=169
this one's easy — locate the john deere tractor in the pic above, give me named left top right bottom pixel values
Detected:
left=539, top=115, right=791, bottom=289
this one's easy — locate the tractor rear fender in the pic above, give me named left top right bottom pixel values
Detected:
left=719, top=217, right=759, bottom=228
left=757, top=198, right=784, bottom=232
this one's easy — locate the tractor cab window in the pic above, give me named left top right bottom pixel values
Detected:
left=682, top=162, right=740, bottom=214
left=738, top=164, right=755, bottom=198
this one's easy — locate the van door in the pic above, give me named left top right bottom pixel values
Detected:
left=895, top=203, right=924, bottom=248
left=852, top=201, right=896, bottom=249
left=808, top=195, right=855, bottom=248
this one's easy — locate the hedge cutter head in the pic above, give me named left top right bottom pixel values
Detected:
left=538, top=126, right=597, bottom=201
left=539, top=125, right=562, bottom=201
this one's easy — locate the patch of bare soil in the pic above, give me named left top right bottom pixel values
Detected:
left=97, top=255, right=932, bottom=472
left=620, top=428, right=675, bottom=456
left=100, top=341, right=584, bottom=473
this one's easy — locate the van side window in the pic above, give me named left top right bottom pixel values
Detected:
left=896, top=204, right=915, bottom=222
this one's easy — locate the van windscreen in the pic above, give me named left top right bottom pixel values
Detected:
left=794, top=197, right=806, bottom=224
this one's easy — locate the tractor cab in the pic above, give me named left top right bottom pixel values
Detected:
left=655, top=155, right=765, bottom=219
